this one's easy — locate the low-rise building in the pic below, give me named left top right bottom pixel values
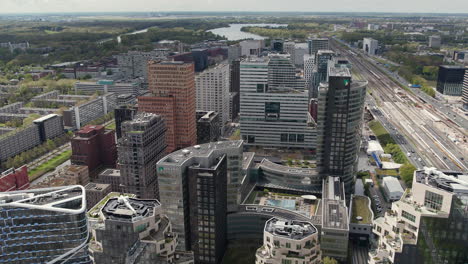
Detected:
left=85, top=183, right=111, bottom=209
left=0, top=166, right=29, bottom=192
left=98, top=168, right=122, bottom=193
left=255, top=218, right=321, bottom=264
left=382, top=176, right=404, bottom=201
left=349, top=195, right=374, bottom=243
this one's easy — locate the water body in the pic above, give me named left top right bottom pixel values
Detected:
left=208, top=23, right=287, bottom=41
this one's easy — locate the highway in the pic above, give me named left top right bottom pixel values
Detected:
left=331, top=39, right=468, bottom=171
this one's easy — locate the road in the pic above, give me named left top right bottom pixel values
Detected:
left=331, top=39, right=468, bottom=172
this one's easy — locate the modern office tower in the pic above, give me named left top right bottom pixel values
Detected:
left=283, top=41, right=296, bottom=63
left=228, top=44, right=241, bottom=63
left=191, top=49, right=209, bottom=72
left=0, top=185, right=91, bottom=264
left=255, top=218, right=321, bottom=264
left=436, top=65, right=466, bottom=96
left=114, top=105, right=136, bottom=139
left=308, top=38, right=329, bottom=56
left=71, top=125, right=117, bottom=172
left=138, top=61, right=196, bottom=153
left=196, top=111, right=221, bottom=144
left=0, top=165, right=29, bottom=192
left=370, top=167, right=468, bottom=264
left=294, top=43, right=308, bottom=67
left=463, top=69, right=468, bottom=110
left=321, top=176, right=349, bottom=261
left=119, top=112, right=166, bottom=199
left=311, top=50, right=335, bottom=98
left=240, top=56, right=314, bottom=149
left=156, top=140, right=243, bottom=251
left=363, top=38, right=379, bottom=55
left=188, top=154, right=227, bottom=264
left=316, top=64, right=367, bottom=194
left=304, top=54, right=315, bottom=98
left=115, top=49, right=169, bottom=80
left=196, top=63, right=230, bottom=132
left=428, top=35, right=441, bottom=48
left=240, top=40, right=263, bottom=56
left=271, top=39, right=284, bottom=52
left=230, top=60, right=241, bottom=120
left=89, top=195, right=194, bottom=264
left=268, top=54, right=304, bottom=90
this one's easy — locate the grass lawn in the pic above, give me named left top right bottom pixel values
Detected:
left=230, top=129, right=241, bottom=140
left=351, top=196, right=372, bottom=224
left=105, top=121, right=116, bottom=130
left=375, top=169, right=399, bottom=177
left=28, top=150, right=72, bottom=181
left=368, top=120, right=396, bottom=147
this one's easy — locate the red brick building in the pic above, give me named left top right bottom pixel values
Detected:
left=138, top=61, right=196, bottom=153
left=0, top=165, right=29, bottom=192
left=71, top=125, right=117, bottom=172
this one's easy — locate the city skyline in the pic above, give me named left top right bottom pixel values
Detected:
left=1, top=0, right=467, bottom=14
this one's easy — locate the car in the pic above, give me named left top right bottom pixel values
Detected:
left=373, top=195, right=379, bottom=198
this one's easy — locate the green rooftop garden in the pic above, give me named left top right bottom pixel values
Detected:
left=351, top=196, right=372, bottom=224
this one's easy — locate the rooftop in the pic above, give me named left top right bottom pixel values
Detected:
left=415, top=167, right=468, bottom=195
left=350, top=195, right=373, bottom=224
left=259, top=158, right=318, bottom=177
left=99, top=169, right=121, bottom=177
left=322, top=177, right=348, bottom=230
left=102, top=196, right=160, bottom=222
left=159, top=140, right=243, bottom=166
left=85, top=183, right=110, bottom=192
left=265, top=218, right=316, bottom=240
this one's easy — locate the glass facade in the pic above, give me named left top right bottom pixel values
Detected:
left=424, top=191, right=443, bottom=211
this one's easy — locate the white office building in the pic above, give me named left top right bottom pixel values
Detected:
left=363, top=38, right=379, bottom=55
left=294, top=43, right=308, bottom=67
left=240, top=56, right=315, bottom=149
left=196, top=63, right=231, bottom=132
left=429, top=35, right=441, bottom=48
left=240, top=40, right=263, bottom=57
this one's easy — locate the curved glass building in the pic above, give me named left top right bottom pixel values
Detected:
left=0, top=185, right=91, bottom=264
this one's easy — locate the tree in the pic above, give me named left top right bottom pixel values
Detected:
left=323, top=257, right=339, bottom=264
left=400, top=163, right=416, bottom=187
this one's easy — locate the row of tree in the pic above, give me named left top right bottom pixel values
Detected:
left=2, top=132, right=73, bottom=170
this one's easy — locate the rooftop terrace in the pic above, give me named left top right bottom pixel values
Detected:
left=350, top=195, right=373, bottom=224
left=265, top=218, right=316, bottom=240
left=102, top=196, right=160, bottom=222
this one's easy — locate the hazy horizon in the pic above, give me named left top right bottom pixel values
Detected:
left=1, top=0, right=467, bottom=15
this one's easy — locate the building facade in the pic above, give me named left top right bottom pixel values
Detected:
left=0, top=165, right=29, bottom=192
left=428, top=35, right=441, bottom=48
left=196, top=63, right=230, bottom=132
left=255, top=218, right=321, bottom=264
left=118, top=113, right=167, bottom=199
left=363, top=38, right=379, bottom=55
left=316, top=64, right=367, bottom=194
left=308, top=38, right=329, bottom=56
left=240, top=56, right=315, bottom=149
left=463, top=69, right=468, bottom=110
left=436, top=65, right=466, bottom=96
left=156, top=140, right=243, bottom=251
left=138, top=61, right=196, bottom=153
left=0, top=185, right=91, bottom=264
left=196, top=111, right=221, bottom=144
left=71, top=125, right=117, bottom=172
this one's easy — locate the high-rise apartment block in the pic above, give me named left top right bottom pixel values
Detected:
left=428, top=35, right=441, bottom=48
left=436, top=65, right=466, bottom=96
left=71, top=125, right=117, bottom=172
left=316, top=64, right=367, bottom=194
left=196, top=63, right=230, bottom=132
left=89, top=195, right=194, bottom=264
left=188, top=153, right=227, bottom=264
left=304, top=54, right=315, bottom=97
left=0, top=185, right=91, bottom=264
left=370, top=167, right=468, bottom=264
left=118, top=112, right=166, bottom=199
left=255, top=218, right=321, bottom=264
left=308, top=38, right=329, bottom=55
left=363, top=38, right=379, bottom=55
left=240, top=56, right=315, bottom=149
left=156, top=140, right=243, bottom=251
left=114, top=105, right=137, bottom=139
left=138, top=61, right=196, bottom=153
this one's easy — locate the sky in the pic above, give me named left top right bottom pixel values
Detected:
left=1, top=0, right=467, bottom=14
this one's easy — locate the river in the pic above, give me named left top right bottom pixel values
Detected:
left=207, top=23, right=287, bottom=41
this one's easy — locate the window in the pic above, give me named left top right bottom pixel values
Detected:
left=424, top=191, right=443, bottom=211
left=285, top=242, right=291, bottom=248
left=402, top=210, right=416, bottom=222
left=257, top=84, right=264, bottom=93
left=297, top=134, right=305, bottom=142
left=281, top=133, right=288, bottom=142
left=265, top=102, right=280, bottom=119
left=289, top=134, right=297, bottom=142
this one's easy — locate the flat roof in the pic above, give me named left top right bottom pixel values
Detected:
left=33, top=114, right=59, bottom=123
left=102, top=196, right=160, bottom=222
left=350, top=195, right=373, bottom=224
left=383, top=177, right=404, bottom=193
left=415, top=167, right=468, bottom=195
left=265, top=218, right=317, bottom=240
